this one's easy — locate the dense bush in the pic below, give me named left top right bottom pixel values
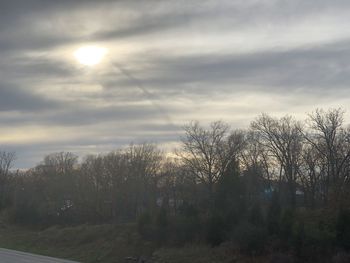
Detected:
left=280, top=208, right=294, bottom=241
left=232, top=222, right=268, bottom=255
left=293, top=218, right=336, bottom=261
left=168, top=215, right=201, bottom=244
left=155, top=207, right=169, bottom=244
left=331, top=252, right=350, bottom=263
left=137, top=211, right=153, bottom=240
left=206, top=213, right=227, bottom=246
left=4, top=205, right=40, bottom=225
left=137, top=208, right=203, bottom=246
left=266, top=192, right=281, bottom=236
left=336, top=209, right=350, bottom=250
left=248, top=203, right=265, bottom=227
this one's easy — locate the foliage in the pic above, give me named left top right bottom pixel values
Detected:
left=249, top=203, right=265, bottom=227
left=232, top=222, right=268, bottom=255
left=137, top=211, right=153, bottom=239
left=336, top=209, right=350, bottom=250
left=266, top=192, right=281, bottom=236
left=206, top=213, right=227, bottom=246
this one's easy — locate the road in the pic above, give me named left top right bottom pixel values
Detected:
left=0, top=248, right=79, bottom=263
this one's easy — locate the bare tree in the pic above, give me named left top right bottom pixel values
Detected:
left=41, top=152, right=78, bottom=175
left=298, top=144, right=325, bottom=207
left=251, top=114, right=304, bottom=207
left=304, top=108, right=350, bottom=205
left=79, top=154, right=110, bottom=221
left=33, top=152, right=79, bottom=221
left=0, top=151, right=16, bottom=178
left=125, top=143, right=163, bottom=217
left=178, top=121, right=236, bottom=202
left=0, top=151, right=16, bottom=210
left=242, top=131, right=275, bottom=187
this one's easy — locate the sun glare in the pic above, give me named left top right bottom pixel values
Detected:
left=74, top=46, right=108, bottom=66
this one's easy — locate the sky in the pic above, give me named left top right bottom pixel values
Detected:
left=1, top=0, right=350, bottom=168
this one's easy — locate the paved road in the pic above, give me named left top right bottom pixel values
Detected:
left=0, top=248, right=79, bottom=263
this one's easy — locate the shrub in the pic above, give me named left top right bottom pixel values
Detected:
left=293, top=220, right=305, bottom=258
left=280, top=208, right=294, bottom=241
left=5, top=203, right=40, bottom=225
left=332, top=252, right=350, bottom=263
left=232, top=222, right=268, bottom=255
left=179, top=203, right=199, bottom=218
left=206, top=213, right=227, bottom=246
left=170, top=214, right=201, bottom=244
left=249, top=203, right=264, bottom=227
left=267, top=192, right=281, bottom=235
left=269, top=253, right=293, bottom=263
left=156, top=207, right=168, bottom=228
left=137, top=211, right=153, bottom=239
left=336, top=209, right=350, bottom=250
left=155, top=207, right=169, bottom=244
left=293, top=219, right=335, bottom=261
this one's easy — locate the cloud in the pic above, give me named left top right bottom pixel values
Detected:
left=99, top=39, right=350, bottom=98
left=3, top=0, right=350, bottom=54
left=2, top=0, right=350, bottom=167
left=0, top=82, right=59, bottom=112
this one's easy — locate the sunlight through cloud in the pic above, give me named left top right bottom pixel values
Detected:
left=74, top=46, right=108, bottom=66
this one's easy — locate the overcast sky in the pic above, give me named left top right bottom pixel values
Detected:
left=1, top=0, right=350, bottom=168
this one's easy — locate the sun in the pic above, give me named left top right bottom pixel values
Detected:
left=74, top=46, right=108, bottom=66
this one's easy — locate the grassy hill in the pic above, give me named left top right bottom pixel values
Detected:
left=0, top=223, right=155, bottom=262
left=0, top=223, right=270, bottom=263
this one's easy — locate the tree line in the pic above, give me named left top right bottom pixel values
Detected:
left=1, top=108, right=350, bottom=261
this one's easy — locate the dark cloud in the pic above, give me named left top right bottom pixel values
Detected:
left=107, top=40, right=350, bottom=95
left=0, top=101, right=183, bottom=129
left=0, top=57, right=77, bottom=81
left=0, top=82, right=59, bottom=112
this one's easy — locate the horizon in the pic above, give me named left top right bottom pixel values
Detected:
left=7, top=108, right=350, bottom=170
